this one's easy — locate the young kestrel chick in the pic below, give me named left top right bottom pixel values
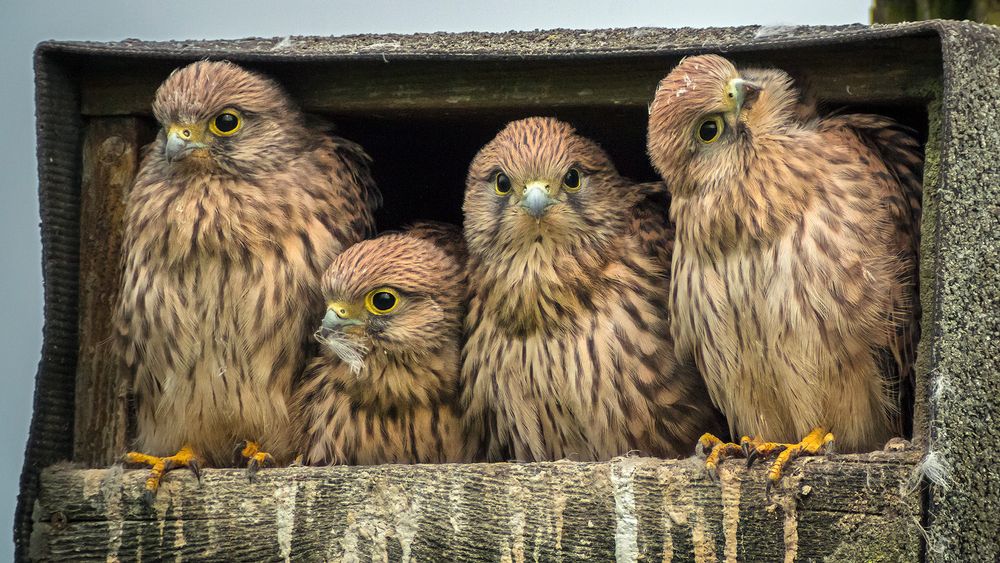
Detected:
left=116, top=61, right=381, bottom=496
left=462, top=117, right=725, bottom=462
left=647, top=55, right=922, bottom=486
left=294, top=223, right=471, bottom=464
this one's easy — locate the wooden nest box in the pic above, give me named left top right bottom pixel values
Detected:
left=18, top=21, right=1000, bottom=561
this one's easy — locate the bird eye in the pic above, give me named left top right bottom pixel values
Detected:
left=697, top=115, right=724, bottom=144
left=365, top=288, right=400, bottom=315
left=209, top=110, right=242, bottom=136
left=495, top=172, right=512, bottom=196
left=562, top=168, right=582, bottom=192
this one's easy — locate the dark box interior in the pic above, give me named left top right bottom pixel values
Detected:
left=78, top=44, right=935, bottom=235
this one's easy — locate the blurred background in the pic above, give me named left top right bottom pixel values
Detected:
left=0, top=0, right=886, bottom=559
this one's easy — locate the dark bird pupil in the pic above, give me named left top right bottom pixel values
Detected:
left=496, top=173, right=512, bottom=193
left=699, top=120, right=719, bottom=141
left=564, top=168, right=580, bottom=188
left=372, top=291, right=396, bottom=311
left=215, top=113, right=238, bottom=132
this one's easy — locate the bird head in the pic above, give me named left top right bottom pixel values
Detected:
left=463, top=117, right=630, bottom=263
left=316, top=228, right=466, bottom=375
left=151, top=60, right=303, bottom=175
left=647, top=54, right=807, bottom=197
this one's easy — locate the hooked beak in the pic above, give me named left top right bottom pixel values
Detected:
left=727, top=78, right=762, bottom=114
left=165, top=125, right=207, bottom=163
left=321, top=302, right=363, bottom=332
left=520, top=181, right=556, bottom=219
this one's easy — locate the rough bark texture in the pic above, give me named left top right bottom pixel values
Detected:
left=31, top=453, right=920, bottom=562
left=922, top=22, right=1000, bottom=561
left=74, top=118, right=153, bottom=467
left=872, top=0, right=1000, bottom=25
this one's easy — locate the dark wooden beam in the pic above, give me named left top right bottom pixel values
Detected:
left=74, top=118, right=155, bottom=467
left=78, top=37, right=941, bottom=118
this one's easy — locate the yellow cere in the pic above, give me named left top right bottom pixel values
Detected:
left=167, top=124, right=207, bottom=144
left=327, top=301, right=353, bottom=318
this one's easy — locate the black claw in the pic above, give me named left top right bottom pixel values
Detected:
left=247, top=460, right=260, bottom=483
left=697, top=440, right=713, bottom=459
left=765, top=480, right=774, bottom=501
left=188, top=459, right=202, bottom=483
left=741, top=441, right=752, bottom=459
left=143, top=488, right=156, bottom=508
left=234, top=441, right=250, bottom=466
left=746, top=449, right=759, bottom=468
left=247, top=455, right=273, bottom=483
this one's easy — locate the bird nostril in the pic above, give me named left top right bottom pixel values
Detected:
left=182, top=129, right=191, bottom=138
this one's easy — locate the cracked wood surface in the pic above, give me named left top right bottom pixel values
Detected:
left=31, top=452, right=921, bottom=562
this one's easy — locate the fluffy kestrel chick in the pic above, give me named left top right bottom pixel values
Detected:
left=116, top=61, right=381, bottom=496
left=647, top=55, right=922, bottom=486
left=294, top=223, right=471, bottom=464
left=462, top=117, right=725, bottom=462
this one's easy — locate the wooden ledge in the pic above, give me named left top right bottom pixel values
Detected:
left=31, top=452, right=922, bottom=561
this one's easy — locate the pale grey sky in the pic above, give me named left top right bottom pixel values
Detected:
left=0, top=0, right=869, bottom=558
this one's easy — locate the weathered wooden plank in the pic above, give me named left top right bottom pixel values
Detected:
left=77, top=37, right=941, bottom=117
left=74, top=118, right=155, bottom=467
left=32, top=452, right=922, bottom=562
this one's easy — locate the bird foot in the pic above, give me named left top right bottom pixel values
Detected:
left=123, top=445, right=201, bottom=504
left=240, top=441, right=275, bottom=482
left=697, top=433, right=754, bottom=478
left=744, top=427, right=835, bottom=495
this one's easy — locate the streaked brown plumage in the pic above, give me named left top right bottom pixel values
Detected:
left=294, top=223, right=471, bottom=465
left=461, top=117, right=725, bottom=462
left=115, top=61, right=380, bottom=482
left=647, top=55, right=921, bottom=472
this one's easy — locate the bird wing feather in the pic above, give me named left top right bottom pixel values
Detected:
left=822, top=114, right=923, bottom=437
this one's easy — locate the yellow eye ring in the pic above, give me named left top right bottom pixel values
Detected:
left=209, top=109, right=242, bottom=136
left=562, top=167, right=582, bottom=192
left=494, top=171, right=513, bottom=196
left=364, top=287, right=400, bottom=315
left=696, top=115, right=724, bottom=144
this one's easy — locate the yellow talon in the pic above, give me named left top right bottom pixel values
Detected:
left=742, top=427, right=835, bottom=490
left=240, top=441, right=275, bottom=481
left=698, top=432, right=745, bottom=475
left=123, top=445, right=201, bottom=502
left=700, top=427, right=835, bottom=492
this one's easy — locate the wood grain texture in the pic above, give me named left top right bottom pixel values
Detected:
left=32, top=452, right=922, bottom=562
left=77, top=37, right=941, bottom=118
left=74, top=118, right=154, bottom=467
